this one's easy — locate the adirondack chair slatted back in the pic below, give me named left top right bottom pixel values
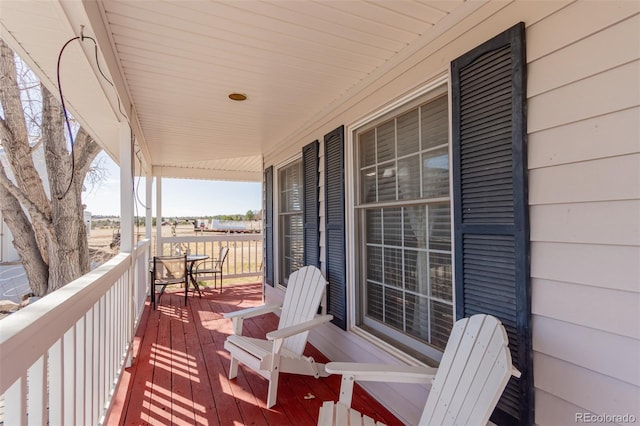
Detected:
left=278, top=266, right=326, bottom=356
left=420, top=315, right=513, bottom=426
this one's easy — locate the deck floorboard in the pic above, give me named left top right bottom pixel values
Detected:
left=106, top=283, right=402, bottom=426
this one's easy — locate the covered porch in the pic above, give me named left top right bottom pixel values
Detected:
left=1, top=1, right=639, bottom=425
left=105, top=283, right=400, bottom=426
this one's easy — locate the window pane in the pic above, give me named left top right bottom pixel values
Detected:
left=408, top=250, right=429, bottom=296
left=281, top=213, right=303, bottom=281
left=366, top=209, right=382, bottom=244
left=397, top=155, right=420, bottom=200
left=430, top=252, right=452, bottom=301
left=361, top=167, right=377, bottom=203
left=366, top=245, right=382, bottom=282
left=429, top=203, right=451, bottom=251
left=383, top=247, right=402, bottom=287
left=422, top=148, right=449, bottom=198
left=377, top=162, right=396, bottom=201
left=397, top=108, right=419, bottom=157
left=384, top=287, right=404, bottom=331
left=405, top=294, right=430, bottom=341
left=377, top=120, right=395, bottom=163
left=359, top=129, right=376, bottom=167
left=366, top=282, right=383, bottom=321
left=404, top=206, right=427, bottom=249
left=279, top=161, right=302, bottom=212
left=278, top=160, right=303, bottom=286
left=421, top=95, right=448, bottom=150
left=383, top=208, right=402, bottom=247
left=430, top=300, right=453, bottom=351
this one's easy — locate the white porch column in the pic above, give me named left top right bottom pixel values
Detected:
left=155, top=169, right=162, bottom=256
left=145, top=173, right=152, bottom=241
left=119, top=123, right=134, bottom=369
left=119, top=123, right=133, bottom=253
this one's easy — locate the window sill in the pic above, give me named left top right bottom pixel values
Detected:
left=350, top=325, right=439, bottom=368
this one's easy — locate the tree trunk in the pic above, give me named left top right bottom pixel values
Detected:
left=41, top=86, right=87, bottom=290
left=0, top=39, right=101, bottom=295
left=0, top=168, right=49, bottom=296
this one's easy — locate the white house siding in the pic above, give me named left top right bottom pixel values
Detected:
left=527, top=1, right=640, bottom=423
left=264, top=1, right=640, bottom=424
left=0, top=212, right=19, bottom=263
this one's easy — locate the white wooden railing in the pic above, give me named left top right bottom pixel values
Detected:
left=0, top=239, right=151, bottom=425
left=158, top=233, right=263, bottom=279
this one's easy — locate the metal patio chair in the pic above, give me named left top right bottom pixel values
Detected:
left=150, top=255, right=188, bottom=309
left=193, top=246, right=229, bottom=292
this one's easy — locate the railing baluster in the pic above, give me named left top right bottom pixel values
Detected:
left=27, top=354, right=47, bottom=426
left=49, top=339, right=63, bottom=425
left=92, top=303, right=100, bottom=422
left=85, top=310, right=94, bottom=424
left=4, top=375, right=26, bottom=425
left=107, top=286, right=114, bottom=402
left=99, top=295, right=106, bottom=415
left=75, top=318, right=86, bottom=425
left=157, top=234, right=262, bottom=280
left=63, top=327, right=75, bottom=424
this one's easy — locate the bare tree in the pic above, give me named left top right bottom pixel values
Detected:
left=0, top=39, right=101, bottom=296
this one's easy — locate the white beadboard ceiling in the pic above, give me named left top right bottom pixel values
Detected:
left=0, top=0, right=471, bottom=181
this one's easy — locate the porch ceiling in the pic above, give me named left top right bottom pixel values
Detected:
left=0, top=0, right=472, bottom=181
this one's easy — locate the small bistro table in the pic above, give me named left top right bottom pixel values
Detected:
left=186, top=254, right=208, bottom=298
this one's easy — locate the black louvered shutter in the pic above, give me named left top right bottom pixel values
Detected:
left=451, top=23, right=532, bottom=425
left=303, top=140, right=320, bottom=268
left=324, top=126, right=347, bottom=330
left=264, top=166, right=274, bottom=287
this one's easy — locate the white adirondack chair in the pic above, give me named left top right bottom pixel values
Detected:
left=317, top=314, right=521, bottom=426
left=223, top=265, right=333, bottom=408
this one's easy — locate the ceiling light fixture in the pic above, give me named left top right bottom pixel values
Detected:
left=228, top=93, right=247, bottom=101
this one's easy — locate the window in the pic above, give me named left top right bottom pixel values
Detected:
left=279, top=159, right=303, bottom=286
left=355, top=86, right=453, bottom=360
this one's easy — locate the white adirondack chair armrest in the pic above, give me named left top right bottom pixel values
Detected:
left=266, top=315, right=333, bottom=341
left=223, top=304, right=281, bottom=320
left=512, top=366, right=521, bottom=378
left=325, top=362, right=437, bottom=384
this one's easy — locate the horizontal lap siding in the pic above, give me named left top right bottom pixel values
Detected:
left=532, top=316, right=640, bottom=387
left=531, top=242, right=639, bottom=293
left=527, top=2, right=640, bottom=423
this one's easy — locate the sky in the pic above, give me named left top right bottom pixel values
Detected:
left=82, top=152, right=262, bottom=218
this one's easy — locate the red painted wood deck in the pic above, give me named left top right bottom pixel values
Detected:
left=106, top=283, right=402, bottom=426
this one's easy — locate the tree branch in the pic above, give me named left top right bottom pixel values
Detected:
left=0, top=166, right=54, bottom=236
left=1, top=39, right=51, bottom=219
left=74, top=127, right=101, bottom=175
left=0, top=117, right=10, bottom=142
left=0, top=180, right=49, bottom=296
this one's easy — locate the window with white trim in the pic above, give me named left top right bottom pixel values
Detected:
left=355, top=85, right=453, bottom=360
left=278, top=159, right=303, bottom=286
